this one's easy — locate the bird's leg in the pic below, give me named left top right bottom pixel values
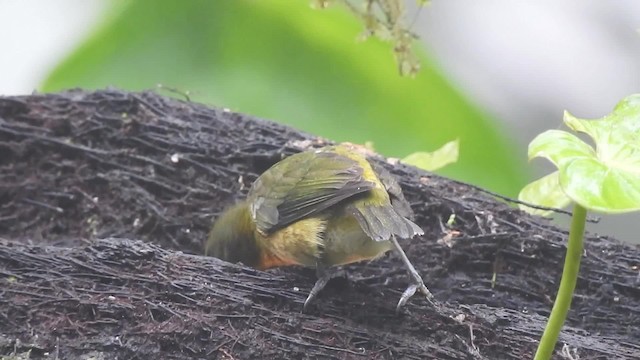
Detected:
left=389, top=236, right=436, bottom=312
left=303, top=263, right=345, bottom=311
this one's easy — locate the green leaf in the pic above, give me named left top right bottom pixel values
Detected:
left=528, top=130, right=595, bottom=168
left=401, top=138, right=459, bottom=171
left=41, top=0, right=527, bottom=196
left=518, top=172, right=571, bottom=216
left=560, top=155, right=640, bottom=213
left=564, top=94, right=640, bottom=145
left=521, top=94, right=640, bottom=214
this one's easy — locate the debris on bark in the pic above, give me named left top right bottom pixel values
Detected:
left=0, top=89, right=638, bottom=359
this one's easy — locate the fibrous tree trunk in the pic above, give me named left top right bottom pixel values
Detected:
left=0, top=89, right=638, bottom=359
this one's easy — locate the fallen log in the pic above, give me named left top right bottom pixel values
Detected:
left=0, top=89, right=638, bottom=359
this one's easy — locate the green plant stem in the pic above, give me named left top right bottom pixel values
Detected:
left=534, top=204, right=587, bottom=360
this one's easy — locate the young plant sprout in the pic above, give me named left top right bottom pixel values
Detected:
left=518, top=94, right=640, bottom=360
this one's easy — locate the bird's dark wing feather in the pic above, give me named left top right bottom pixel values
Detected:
left=348, top=203, right=424, bottom=241
left=346, top=162, right=423, bottom=241
left=369, top=162, right=416, bottom=220
left=248, top=151, right=375, bottom=234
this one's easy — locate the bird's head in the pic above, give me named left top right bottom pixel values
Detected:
left=205, top=201, right=260, bottom=267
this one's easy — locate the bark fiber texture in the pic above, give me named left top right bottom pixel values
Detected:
left=0, top=90, right=638, bottom=359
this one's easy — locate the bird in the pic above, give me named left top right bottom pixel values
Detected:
left=205, top=143, right=435, bottom=312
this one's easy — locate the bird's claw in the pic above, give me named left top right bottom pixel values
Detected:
left=302, top=268, right=345, bottom=312
left=303, top=279, right=326, bottom=312
left=389, top=235, right=437, bottom=313
left=303, top=294, right=315, bottom=312
left=395, top=278, right=436, bottom=313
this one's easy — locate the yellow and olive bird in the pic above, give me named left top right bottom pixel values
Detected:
left=205, top=144, right=434, bottom=311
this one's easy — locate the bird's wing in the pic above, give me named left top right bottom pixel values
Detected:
left=347, top=162, right=424, bottom=241
left=248, top=150, right=375, bottom=234
left=369, top=162, right=416, bottom=220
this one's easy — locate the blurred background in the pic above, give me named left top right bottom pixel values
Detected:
left=1, top=0, right=638, bottom=243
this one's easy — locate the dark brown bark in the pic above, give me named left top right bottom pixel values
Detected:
left=0, top=89, right=638, bottom=359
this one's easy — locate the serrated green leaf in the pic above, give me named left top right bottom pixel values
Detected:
left=401, top=138, right=459, bottom=171
left=518, top=171, right=571, bottom=216
left=40, top=0, right=527, bottom=196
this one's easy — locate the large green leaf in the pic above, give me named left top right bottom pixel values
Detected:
left=520, top=94, right=640, bottom=214
left=527, top=130, right=595, bottom=168
left=42, top=0, right=527, bottom=195
left=560, top=157, right=640, bottom=213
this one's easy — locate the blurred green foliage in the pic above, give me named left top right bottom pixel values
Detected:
left=42, top=0, right=528, bottom=196
left=402, top=139, right=459, bottom=172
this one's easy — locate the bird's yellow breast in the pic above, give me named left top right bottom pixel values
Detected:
left=255, top=217, right=326, bottom=269
left=322, top=214, right=392, bottom=266
left=254, top=213, right=391, bottom=269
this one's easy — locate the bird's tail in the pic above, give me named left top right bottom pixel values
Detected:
left=349, top=204, right=424, bottom=242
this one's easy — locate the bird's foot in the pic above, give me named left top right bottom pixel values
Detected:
left=389, top=236, right=438, bottom=313
left=303, top=268, right=346, bottom=311
left=396, top=272, right=436, bottom=313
